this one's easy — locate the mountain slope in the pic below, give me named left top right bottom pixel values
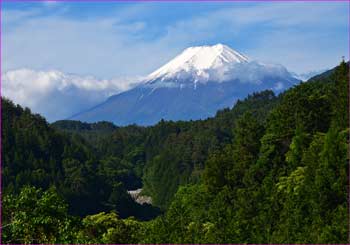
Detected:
left=71, top=44, right=298, bottom=125
left=2, top=98, right=159, bottom=219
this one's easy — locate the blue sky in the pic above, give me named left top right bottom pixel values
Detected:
left=2, top=1, right=349, bottom=78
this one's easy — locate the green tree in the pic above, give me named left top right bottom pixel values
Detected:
left=2, top=186, right=77, bottom=244
left=77, top=212, right=144, bottom=243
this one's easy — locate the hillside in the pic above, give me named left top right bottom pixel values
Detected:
left=2, top=98, right=159, bottom=219
left=2, top=61, right=348, bottom=243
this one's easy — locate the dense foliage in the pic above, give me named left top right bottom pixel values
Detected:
left=142, top=61, right=348, bottom=243
left=2, top=61, right=348, bottom=243
left=51, top=120, right=117, bottom=146
left=2, top=98, right=159, bottom=219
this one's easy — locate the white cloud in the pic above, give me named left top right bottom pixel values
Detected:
left=2, top=69, right=143, bottom=121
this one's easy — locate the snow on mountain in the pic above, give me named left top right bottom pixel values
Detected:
left=146, top=43, right=249, bottom=82
left=71, top=44, right=299, bottom=125
left=144, top=44, right=295, bottom=89
left=146, top=44, right=249, bottom=83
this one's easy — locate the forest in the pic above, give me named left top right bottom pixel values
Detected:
left=1, top=61, right=348, bottom=243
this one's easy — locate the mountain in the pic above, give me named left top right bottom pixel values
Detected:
left=71, top=44, right=298, bottom=125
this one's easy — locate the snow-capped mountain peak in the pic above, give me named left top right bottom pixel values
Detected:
left=146, top=43, right=249, bottom=82
left=72, top=43, right=299, bottom=125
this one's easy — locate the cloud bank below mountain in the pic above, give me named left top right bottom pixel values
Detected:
left=2, top=69, right=142, bottom=122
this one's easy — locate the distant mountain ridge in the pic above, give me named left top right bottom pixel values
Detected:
left=71, top=44, right=299, bottom=125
